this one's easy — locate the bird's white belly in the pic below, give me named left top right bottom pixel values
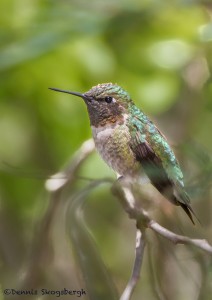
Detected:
left=91, top=124, right=137, bottom=176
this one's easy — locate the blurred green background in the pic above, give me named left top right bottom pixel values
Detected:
left=0, top=0, right=212, bottom=299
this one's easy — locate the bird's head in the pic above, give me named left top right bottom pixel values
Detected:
left=49, top=83, right=133, bottom=127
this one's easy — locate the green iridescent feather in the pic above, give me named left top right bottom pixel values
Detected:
left=128, top=104, right=184, bottom=186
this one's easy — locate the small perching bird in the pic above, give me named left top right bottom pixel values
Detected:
left=49, top=83, right=198, bottom=224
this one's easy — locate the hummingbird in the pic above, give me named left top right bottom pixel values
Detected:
left=49, top=83, right=197, bottom=224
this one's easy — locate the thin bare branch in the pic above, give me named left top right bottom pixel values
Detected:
left=120, top=229, right=146, bottom=300
left=148, top=221, right=212, bottom=254
left=21, top=139, right=95, bottom=292
left=112, top=178, right=212, bottom=299
left=45, top=138, right=95, bottom=192
left=112, top=179, right=212, bottom=254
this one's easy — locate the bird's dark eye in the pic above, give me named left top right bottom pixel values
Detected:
left=105, top=96, right=113, bottom=103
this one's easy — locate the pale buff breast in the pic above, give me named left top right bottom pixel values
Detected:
left=91, top=123, right=138, bottom=176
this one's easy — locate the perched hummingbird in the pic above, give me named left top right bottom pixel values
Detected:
left=49, top=83, right=197, bottom=224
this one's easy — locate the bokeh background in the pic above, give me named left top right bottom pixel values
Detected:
left=0, top=0, right=212, bottom=299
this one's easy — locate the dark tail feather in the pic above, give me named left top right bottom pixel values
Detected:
left=173, top=186, right=201, bottom=225
left=179, top=202, right=201, bottom=225
left=179, top=203, right=195, bottom=225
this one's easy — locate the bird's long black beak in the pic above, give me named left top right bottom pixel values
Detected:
left=49, top=87, right=84, bottom=99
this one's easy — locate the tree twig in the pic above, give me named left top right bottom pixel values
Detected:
left=111, top=178, right=212, bottom=299
left=45, top=138, right=95, bottom=192
left=148, top=221, right=212, bottom=254
left=20, top=139, right=95, bottom=293
left=120, top=229, right=146, bottom=300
